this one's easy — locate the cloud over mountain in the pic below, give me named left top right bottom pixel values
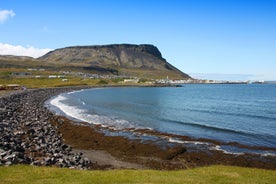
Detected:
left=0, top=9, right=15, bottom=24
left=0, top=43, right=52, bottom=58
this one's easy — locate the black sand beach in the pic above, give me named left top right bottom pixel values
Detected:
left=1, top=87, right=276, bottom=170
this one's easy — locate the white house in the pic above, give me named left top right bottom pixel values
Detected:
left=123, top=78, right=139, bottom=83
left=49, top=75, right=57, bottom=78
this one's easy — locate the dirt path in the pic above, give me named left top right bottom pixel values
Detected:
left=73, top=149, right=146, bottom=169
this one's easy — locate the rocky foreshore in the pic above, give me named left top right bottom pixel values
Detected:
left=0, top=87, right=95, bottom=169
left=1, top=87, right=276, bottom=171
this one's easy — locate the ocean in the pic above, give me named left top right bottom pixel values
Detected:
left=48, top=84, right=276, bottom=155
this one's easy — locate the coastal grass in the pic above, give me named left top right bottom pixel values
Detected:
left=1, top=165, right=276, bottom=184
left=0, top=68, right=148, bottom=88
left=0, top=77, right=112, bottom=88
left=0, top=68, right=103, bottom=88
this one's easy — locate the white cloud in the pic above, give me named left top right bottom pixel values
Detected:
left=0, top=43, right=52, bottom=58
left=0, top=9, right=15, bottom=24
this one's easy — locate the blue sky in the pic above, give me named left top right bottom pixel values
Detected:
left=0, top=0, right=275, bottom=80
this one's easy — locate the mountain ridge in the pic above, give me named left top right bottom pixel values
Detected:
left=1, top=44, right=190, bottom=79
left=43, top=44, right=163, bottom=60
left=39, top=44, right=190, bottom=79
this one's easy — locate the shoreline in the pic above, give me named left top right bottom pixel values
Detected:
left=1, top=86, right=276, bottom=170
left=50, top=115, right=276, bottom=170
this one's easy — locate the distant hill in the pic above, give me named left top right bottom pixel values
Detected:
left=1, top=44, right=190, bottom=79
left=0, top=55, right=34, bottom=60
left=0, top=55, right=38, bottom=68
left=39, top=44, right=190, bottom=79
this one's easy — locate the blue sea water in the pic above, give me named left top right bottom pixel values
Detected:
left=49, top=84, right=276, bottom=149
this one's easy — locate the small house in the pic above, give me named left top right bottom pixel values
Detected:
left=49, top=75, right=57, bottom=78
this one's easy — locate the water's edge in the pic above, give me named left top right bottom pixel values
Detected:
left=45, top=86, right=276, bottom=157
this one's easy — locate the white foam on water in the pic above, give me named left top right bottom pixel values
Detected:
left=210, top=145, right=276, bottom=157
left=50, top=94, right=139, bottom=130
left=165, top=137, right=276, bottom=157
left=210, top=145, right=245, bottom=155
left=262, top=152, right=276, bottom=157
left=168, top=138, right=210, bottom=145
left=67, top=89, right=85, bottom=95
left=50, top=95, right=89, bottom=123
left=168, top=138, right=185, bottom=144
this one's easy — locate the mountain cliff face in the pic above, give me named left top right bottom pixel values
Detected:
left=39, top=44, right=190, bottom=79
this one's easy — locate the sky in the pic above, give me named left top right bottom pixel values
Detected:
left=0, top=0, right=276, bottom=80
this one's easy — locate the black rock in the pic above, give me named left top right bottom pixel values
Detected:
left=0, top=87, right=95, bottom=169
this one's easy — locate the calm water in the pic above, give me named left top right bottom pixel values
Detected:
left=49, top=84, right=276, bottom=149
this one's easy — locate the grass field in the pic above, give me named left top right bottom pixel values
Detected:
left=0, top=165, right=275, bottom=184
left=0, top=68, right=105, bottom=88
left=0, top=77, right=98, bottom=88
left=0, top=68, right=151, bottom=88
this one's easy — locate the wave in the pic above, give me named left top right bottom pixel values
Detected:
left=184, top=107, right=276, bottom=121
left=210, top=145, right=245, bottom=155
left=50, top=95, right=88, bottom=122
left=162, top=118, right=275, bottom=140
left=49, top=94, right=141, bottom=130
left=168, top=138, right=210, bottom=145
left=168, top=138, right=276, bottom=157
left=67, top=89, right=85, bottom=95
left=163, top=118, right=247, bottom=135
left=167, top=137, right=276, bottom=156
left=211, top=145, right=276, bottom=157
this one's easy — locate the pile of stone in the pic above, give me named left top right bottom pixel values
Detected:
left=0, top=87, right=95, bottom=169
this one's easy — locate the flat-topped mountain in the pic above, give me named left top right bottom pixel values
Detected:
left=0, top=44, right=190, bottom=79
left=39, top=44, right=190, bottom=79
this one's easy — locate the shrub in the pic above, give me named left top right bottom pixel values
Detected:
left=97, top=80, right=108, bottom=85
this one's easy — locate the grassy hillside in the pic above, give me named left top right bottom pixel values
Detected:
left=0, top=165, right=275, bottom=184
